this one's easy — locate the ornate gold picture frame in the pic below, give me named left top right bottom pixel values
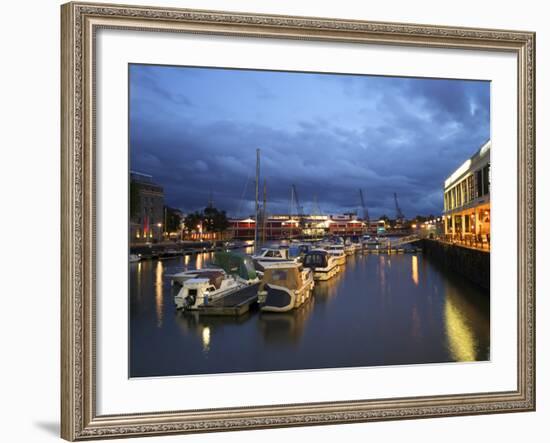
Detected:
left=61, top=2, right=535, bottom=440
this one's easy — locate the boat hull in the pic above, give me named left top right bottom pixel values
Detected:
left=174, top=279, right=244, bottom=311
left=331, top=255, right=346, bottom=266
left=312, top=264, right=339, bottom=281
left=260, top=283, right=313, bottom=312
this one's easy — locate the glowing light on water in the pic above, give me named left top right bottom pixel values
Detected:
left=202, top=326, right=211, bottom=352
left=379, top=256, right=386, bottom=292
left=444, top=295, right=476, bottom=361
left=196, top=252, right=203, bottom=270
left=411, top=255, right=419, bottom=286
left=155, top=261, right=164, bottom=328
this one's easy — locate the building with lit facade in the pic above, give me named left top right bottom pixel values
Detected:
left=443, top=140, right=490, bottom=249
left=228, top=214, right=367, bottom=240
left=129, top=171, right=165, bottom=243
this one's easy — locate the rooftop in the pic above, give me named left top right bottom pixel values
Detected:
left=444, top=140, right=490, bottom=189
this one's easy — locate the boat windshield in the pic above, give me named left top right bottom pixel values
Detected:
left=194, top=271, right=224, bottom=289
left=288, top=245, right=307, bottom=257
left=303, top=252, right=327, bottom=267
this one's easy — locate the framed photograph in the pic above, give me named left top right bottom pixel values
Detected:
left=61, top=1, right=536, bottom=440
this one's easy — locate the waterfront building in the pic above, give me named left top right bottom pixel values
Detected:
left=130, top=171, right=164, bottom=243
left=229, top=216, right=302, bottom=240
left=326, top=214, right=366, bottom=236
left=229, top=213, right=367, bottom=240
left=442, top=140, right=490, bottom=249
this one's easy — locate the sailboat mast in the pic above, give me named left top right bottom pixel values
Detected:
left=262, top=181, right=267, bottom=243
left=254, top=148, right=260, bottom=253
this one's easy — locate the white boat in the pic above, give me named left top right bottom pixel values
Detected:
left=362, top=235, right=381, bottom=246
left=343, top=244, right=355, bottom=256
left=129, top=253, right=141, bottom=263
left=252, top=247, right=299, bottom=263
left=173, top=270, right=244, bottom=310
left=302, top=249, right=339, bottom=281
left=258, top=262, right=314, bottom=312
left=170, top=268, right=225, bottom=287
left=319, top=244, right=346, bottom=266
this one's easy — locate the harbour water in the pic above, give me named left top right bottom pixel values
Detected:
left=129, top=245, right=490, bottom=377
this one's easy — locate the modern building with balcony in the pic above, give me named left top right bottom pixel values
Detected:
left=442, top=140, right=490, bottom=250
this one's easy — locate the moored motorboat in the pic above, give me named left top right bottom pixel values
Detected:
left=302, top=249, right=339, bottom=281
left=173, top=270, right=244, bottom=310
left=258, top=262, right=314, bottom=312
left=252, top=246, right=297, bottom=263
left=362, top=235, right=381, bottom=246
left=170, top=268, right=225, bottom=287
left=212, top=251, right=261, bottom=285
left=129, top=253, right=141, bottom=263
left=343, top=244, right=355, bottom=256
left=320, top=244, right=346, bottom=266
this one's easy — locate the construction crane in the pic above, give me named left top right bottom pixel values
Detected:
left=394, top=192, right=405, bottom=223
left=359, top=189, right=370, bottom=224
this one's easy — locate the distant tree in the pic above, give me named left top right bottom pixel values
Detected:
left=212, top=209, right=230, bottom=233
left=183, top=207, right=230, bottom=235
left=184, top=211, right=203, bottom=232
left=202, top=206, right=216, bottom=232
left=379, top=214, right=390, bottom=222
left=203, top=206, right=229, bottom=233
left=164, top=206, right=182, bottom=232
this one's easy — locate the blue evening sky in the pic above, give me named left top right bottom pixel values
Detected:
left=129, top=64, right=490, bottom=218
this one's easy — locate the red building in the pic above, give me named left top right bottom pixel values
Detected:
left=229, top=214, right=366, bottom=239
left=229, top=217, right=301, bottom=240
left=327, top=219, right=366, bottom=236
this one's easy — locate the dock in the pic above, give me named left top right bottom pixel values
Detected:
left=362, top=247, right=422, bottom=254
left=196, top=283, right=260, bottom=316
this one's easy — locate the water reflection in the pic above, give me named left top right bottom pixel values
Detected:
left=378, top=255, right=387, bottom=294
left=258, top=296, right=315, bottom=344
left=411, top=255, right=419, bottom=286
left=130, top=249, right=490, bottom=377
left=313, top=270, right=343, bottom=303
left=155, top=261, right=163, bottom=328
left=195, top=252, right=203, bottom=270
left=201, top=326, right=211, bottom=352
left=443, top=279, right=489, bottom=362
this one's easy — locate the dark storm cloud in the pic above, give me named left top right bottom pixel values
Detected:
left=129, top=65, right=490, bottom=218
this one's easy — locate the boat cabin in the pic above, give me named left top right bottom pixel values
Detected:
left=303, top=250, right=330, bottom=269
left=212, top=251, right=259, bottom=284
left=253, top=247, right=290, bottom=260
